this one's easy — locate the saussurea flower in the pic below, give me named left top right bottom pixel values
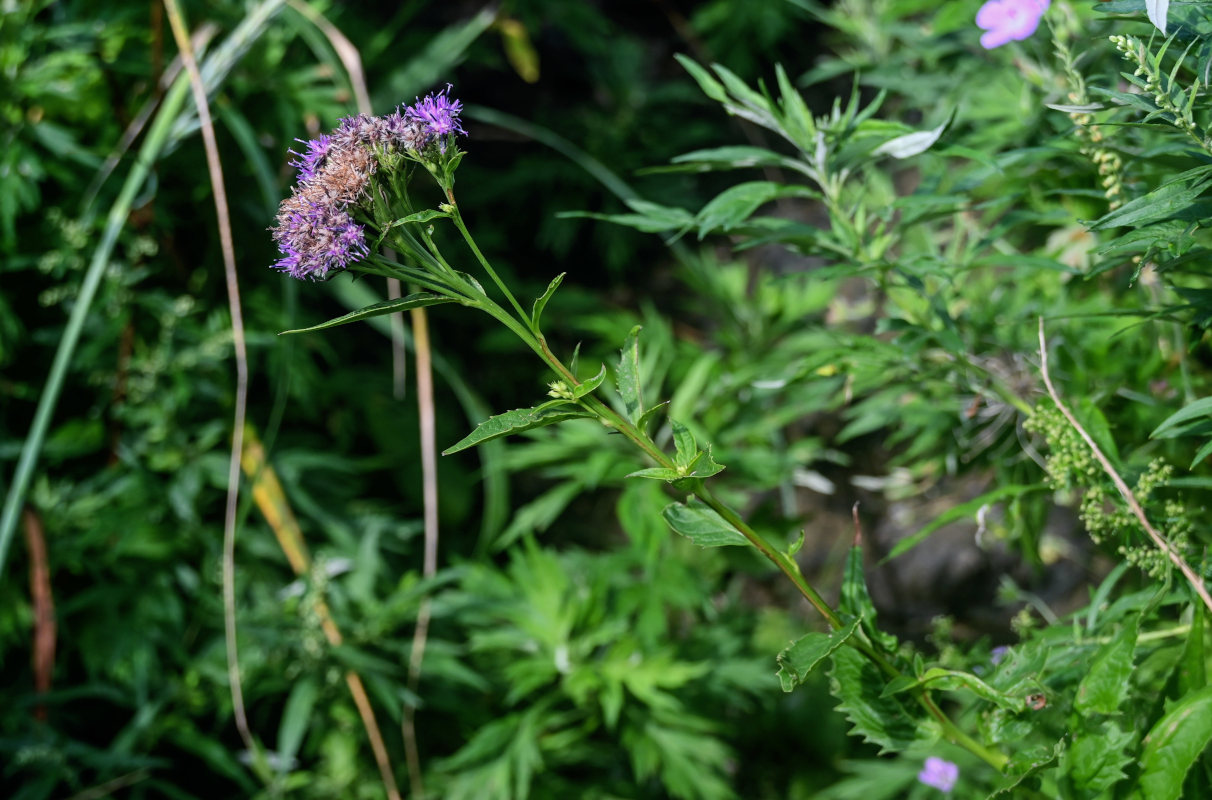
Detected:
left=405, top=85, right=466, bottom=152
left=269, top=88, right=465, bottom=281
left=918, top=756, right=959, bottom=793
left=976, top=0, right=1049, bottom=50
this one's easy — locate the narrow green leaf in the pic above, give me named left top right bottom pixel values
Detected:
left=1177, top=598, right=1206, bottom=694
left=672, top=420, right=696, bottom=469
left=637, top=401, right=668, bottom=436
left=572, top=364, right=607, bottom=399
left=627, top=467, right=682, bottom=481
left=840, top=546, right=899, bottom=653
left=829, top=647, right=927, bottom=754
left=674, top=53, right=729, bottom=103
left=1152, top=396, right=1212, bottom=439
left=695, top=181, right=817, bottom=238
left=531, top=272, right=565, bottom=330
left=884, top=668, right=1025, bottom=712
left=443, top=401, right=592, bottom=455
left=777, top=617, right=861, bottom=692
left=1076, top=617, right=1139, bottom=715
left=662, top=498, right=751, bottom=547
left=616, top=325, right=643, bottom=422
left=280, top=293, right=456, bottom=335
left=884, top=485, right=1042, bottom=562
left=1090, top=173, right=1212, bottom=230
left=671, top=145, right=806, bottom=172
left=277, top=678, right=320, bottom=774
left=1139, top=685, right=1212, bottom=800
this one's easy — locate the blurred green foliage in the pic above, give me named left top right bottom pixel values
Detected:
left=5, top=0, right=1212, bottom=797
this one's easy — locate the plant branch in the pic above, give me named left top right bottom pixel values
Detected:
left=1038, top=318, right=1212, bottom=614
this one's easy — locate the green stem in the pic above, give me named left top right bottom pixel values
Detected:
left=449, top=208, right=532, bottom=326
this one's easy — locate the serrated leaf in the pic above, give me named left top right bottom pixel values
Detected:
left=777, top=617, right=861, bottom=692
left=1064, top=721, right=1135, bottom=793
left=531, top=272, right=565, bottom=329
left=987, top=739, right=1065, bottom=799
left=672, top=420, right=696, bottom=469
left=443, top=401, right=592, bottom=455
left=1076, top=617, right=1138, bottom=715
left=829, top=647, right=925, bottom=754
left=280, top=293, right=456, bottom=335
left=617, top=325, right=643, bottom=423
left=840, top=546, right=900, bottom=654
left=572, top=364, right=607, bottom=399
left=1139, top=685, right=1212, bottom=800
left=662, top=498, right=751, bottom=547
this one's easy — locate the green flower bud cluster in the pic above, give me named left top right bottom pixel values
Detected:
left=1026, top=406, right=1192, bottom=577
left=1055, top=35, right=1124, bottom=209
left=1110, top=34, right=1212, bottom=155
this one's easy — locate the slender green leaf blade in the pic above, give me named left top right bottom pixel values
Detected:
left=572, top=364, right=607, bottom=399
left=1152, top=396, right=1212, bottom=439
left=280, top=293, right=455, bottom=335
left=277, top=678, right=320, bottom=774
left=884, top=485, right=1041, bottom=562
left=531, top=272, right=565, bottom=329
left=443, top=402, right=592, bottom=455
left=617, top=325, right=643, bottom=422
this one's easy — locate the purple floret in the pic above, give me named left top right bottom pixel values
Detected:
left=288, top=134, right=333, bottom=183
left=272, top=196, right=368, bottom=281
left=405, top=85, right=466, bottom=152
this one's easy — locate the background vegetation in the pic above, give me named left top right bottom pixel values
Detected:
left=4, top=0, right=1212, bottom=798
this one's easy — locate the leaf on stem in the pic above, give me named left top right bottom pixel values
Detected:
left=840, top=545, right=900, bottom=654
left=616, top=325, right=643, bottom=422
left=572, top=364, right=607, bottom=399
left=443, top=401, right=593, bottom=455
left=279, top=293, right=456, bottom=335
left=1075, top=617, right=1139, bottom=715
left=829, top=647, right=928, bottom=754
left=777, top=617, right=861, bottom=692
left=1138, top=685, right=1212, bottom=800
left=531, top=272, right=565, bottom=330
left=661, top=498, right=751, bottom=548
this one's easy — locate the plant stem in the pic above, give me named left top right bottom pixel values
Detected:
left=450, top=208, right=533, bottom=325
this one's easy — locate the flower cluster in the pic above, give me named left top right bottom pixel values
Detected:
left=270, top=87, right=465, bottom=281
left=975, top=0, right=1049, bottom=50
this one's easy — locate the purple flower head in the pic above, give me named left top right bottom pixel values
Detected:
left=289, top=134, right=333, bottom=183
left=405, top=85, right=466, bottom=153
left=976, top=0, right=1049, bottom=49
left=918, top=757, right=959, bottom=793
left=991, top=645, right=1010, bottom=665
left=271, top=193, right=369, bottom=281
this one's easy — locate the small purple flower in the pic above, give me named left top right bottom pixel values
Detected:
left=976, top=0, right=1049, bottom=49
left=991, top=645, right=1009, bottom=665
left=918, top=757, right=959, bottom=793
left=289, top=134, right=333, bottom=183
left=405, top=85, right=466, bottom=152
left=272, top=196, right=368, bottom=281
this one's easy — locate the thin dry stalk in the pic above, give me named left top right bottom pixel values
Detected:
left=241, top=431, right=403, bottom=800
left=23, top=509, right=55, bottom=721
left=1037, top=318, right=1212, bottom=613
left=160, top=0, right=255, bottom=755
